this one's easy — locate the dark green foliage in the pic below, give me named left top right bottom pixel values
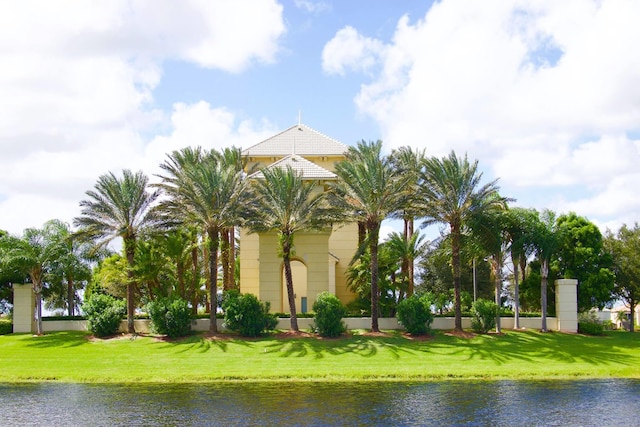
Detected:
left=82, top=293, right=125, bottom=337
left=396, top=294, right=434, bottom=335
left=578, top=312, right=604, bottom=335
left=0, top=318, right=12, bottom=335
left=556, top=213, right=615, bottom=311
left=146, top=297, right=192, bottom=338
left=471, top=298, right=497, bottom=333
left=312, top=292, right=347, bottom=337
left=222, top=290, right=277, bottom=337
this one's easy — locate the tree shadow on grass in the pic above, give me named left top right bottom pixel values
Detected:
left=156, top=332, right=257, bottom=354
left=451, top=331, right=637, bottom=368
left=22, top=331, right=89, bottom=348
left=262, top=333, right=424, bottom=360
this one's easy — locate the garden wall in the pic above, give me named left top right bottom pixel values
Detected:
left=40, top=316, right=558, bottom=333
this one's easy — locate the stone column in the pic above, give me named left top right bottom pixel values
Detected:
left=12, top=284, right=35, bottom=333
left=555, top=279, right=578, bottom=333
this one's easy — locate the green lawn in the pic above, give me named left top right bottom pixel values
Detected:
left=0, top=330, right=638, bottom=383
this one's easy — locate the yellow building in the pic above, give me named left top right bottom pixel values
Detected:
left=240, top=123, right=358, bottom=313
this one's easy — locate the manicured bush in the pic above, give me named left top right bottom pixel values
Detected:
left=222, top=290, right=277, bottom=337
left=82, top=293, right=125, bottom=337
left=312, top=292, right=347, bottom=337
left=471, top=299, right=498, bottom=333
left=0, top=318, right=12, bottom=335
left=396, top=295, right=434, bottom=336
left=578, top=312, right=604, bottom=335
left=146, top=297, right=192, bottom=338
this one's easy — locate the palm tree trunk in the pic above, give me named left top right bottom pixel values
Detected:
left=369, top=221, right=381, bottom=332
left=512, top=254, right=520, bottom=329
left=221, top=228, right=230, bottom=291
left=229, top=227, right=236, bottom=289
left=408, top=217, right=415, bottom=297
left=451, top=223, right=463, bottom=332
left=540, top=259, right=549, bottom=332
left=282, top=236, right=299, bottom=332
left=494, top=258, right=502, bottom=334
left=207, top=226, right=220, bottom=334
left=125, top=239, right=136, bottom=334
left=67, top=276, right=75, bottom=317
left=34, top=282, right=43, bottom=335
left=191, top=235, right=199, bottom=315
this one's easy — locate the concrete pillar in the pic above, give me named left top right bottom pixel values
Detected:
left=555, top=279, right=578, bottom=333
left=12, top=284, right=35, bottom=333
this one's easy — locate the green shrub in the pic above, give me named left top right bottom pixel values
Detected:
left=82, top=293, right=125, bottom=337
left=471, top=299, right=498, bottom=333
left=578, top=312, right=604, bottom=335
left=146, top=297, right=192, bottom=338
left=0, top=318, right=12, bottom=335
left=396, top=295, right=434, bottom=335
left=312, top=292, right=347, bottom=337
left=222, top=290, right=277, bottom=337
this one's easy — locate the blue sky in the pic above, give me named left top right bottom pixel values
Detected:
left=1, top=0, right=639, bottom=238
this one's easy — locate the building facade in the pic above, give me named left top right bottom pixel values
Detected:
left=239, top=124, right=358, bottom=313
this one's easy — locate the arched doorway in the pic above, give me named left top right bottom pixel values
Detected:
left=282, top=259, right=308, bottom=313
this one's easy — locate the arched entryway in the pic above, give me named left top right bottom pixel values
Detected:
left=282, top=259, right=308, bottom=313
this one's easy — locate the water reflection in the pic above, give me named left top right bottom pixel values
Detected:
left=0, top=380, right=638, bottom=426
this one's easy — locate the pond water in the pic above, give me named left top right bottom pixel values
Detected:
left=0, top=379, right=638, bottom=426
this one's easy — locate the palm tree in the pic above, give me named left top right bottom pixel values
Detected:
left=74, top=170, right=161, bottom=333
left=156, top=148, right=247, bottom=333
left=0, top=222, right=66, bottom=334
left=530, top=209, right=562, bottom=332
left=330, top=140, right=410, bottom=332
left=384, top=231, right=427, bottom=299
left=244, top=166, right=333, bottom=331
left=44, top=219, right=94, bottom=317
left=468, top=203, right=509, bottom=333
left=503, top=207, right=537, bottom=329
left=419, top=151, right=506, bottom=332
left=390, top=147, right=426, bottom=295
left=216, top=147, right=252, bottom=291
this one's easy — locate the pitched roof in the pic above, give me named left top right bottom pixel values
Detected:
left=242, top=124, right=348, bottom=157
left=248, top=154, right=337, bottom=180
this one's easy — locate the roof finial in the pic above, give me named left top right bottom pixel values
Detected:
left=298, top=110, right=301, bottom=126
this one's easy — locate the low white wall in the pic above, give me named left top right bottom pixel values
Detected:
left=40, top=316, right=557, bottom=333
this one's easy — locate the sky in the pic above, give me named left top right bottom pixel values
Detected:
left=1, top=0, right=639, bottom=239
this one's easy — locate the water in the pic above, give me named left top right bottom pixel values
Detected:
left=0, top=380, right=638, bottom=426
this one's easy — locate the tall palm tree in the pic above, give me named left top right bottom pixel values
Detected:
left=244, top=166, right=333, bottom=331
left=156, top=148, right=247, bottom=333
left=468, top=203, right=509, bottom=333
left=0, top=223, right=65, bottom=334
left=44, top=219, right=94, bottom=317
left=503, top=207, right=537, bottom=329
left=530, top=209, right=562, bottom=332
left=216, top=147, right=252, bottom=291
left=74, top=170, right=160, bottom=333
left=384, top=231, right=427, bottom=299
left=390, top=147, right=426, bottom=295
left=330, top=140, right=410, bottom=332
left=419, top=151, right=506, bottom=332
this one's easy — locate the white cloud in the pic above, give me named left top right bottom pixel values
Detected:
left=322, top=26, right=385, bottom=76
left=295, top=0, right=331, bottom=14
left=325, top=0, right=640, bottom=229
left=0, top=1, right=286, bottom=235
left=144, top=102, right=277, bottom=179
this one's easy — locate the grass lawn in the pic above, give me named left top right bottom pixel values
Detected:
left=0, top=330, right=638, bottom=383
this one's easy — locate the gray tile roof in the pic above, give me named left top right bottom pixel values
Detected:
left=242, top=124, right=348, bottom=156
left=249, top=154, right=337, bottom=180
